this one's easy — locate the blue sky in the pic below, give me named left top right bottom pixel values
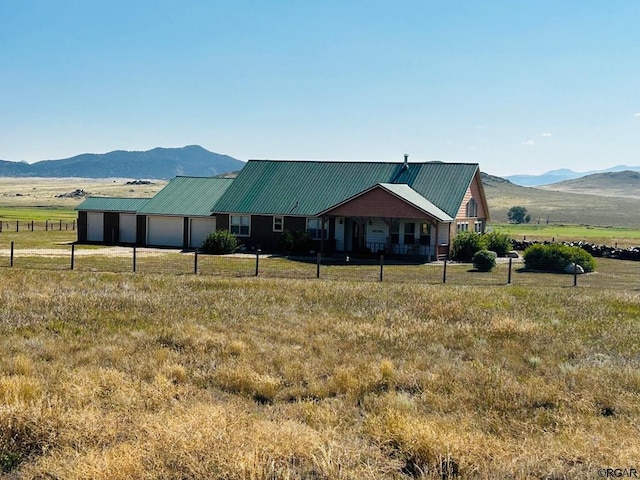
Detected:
left=1, top=1, right=639, bottom=176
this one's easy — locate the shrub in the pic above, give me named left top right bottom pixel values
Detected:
left=201, top=229, right=238, bottom=254
left=484, top=232, right=513, bottom=257
left=278, top=230, right=312, bottom=254
left=452, top=231, right=486, bottom=262
left=473, top=250, right=497, bottom=272
left=523, top=243, right=596, bottom=273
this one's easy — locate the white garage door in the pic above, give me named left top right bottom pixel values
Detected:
left=87, top=212, right=104, bottom=242
left=147, top=216, right=184, bottom=247
left=190, top=217, right=216, bottom=248
left=119, top=214, right=137, bottom=244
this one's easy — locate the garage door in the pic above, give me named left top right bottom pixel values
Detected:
left=119, top=214, right=137, bottom=244
left=147, top=216, right=184, bottom=247
left=87, top=212, right=104, bottom=242
left=190, top=217, right=216, bottom=248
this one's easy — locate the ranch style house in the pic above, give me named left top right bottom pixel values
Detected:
left=76, top=157, right=489, bottom=259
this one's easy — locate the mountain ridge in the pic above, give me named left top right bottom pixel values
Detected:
left=505, top=164, right=640, bottom=186
left=0, top=145, right=244, bottom=179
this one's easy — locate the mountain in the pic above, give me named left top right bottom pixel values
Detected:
left=505, top=165, right=640, bottom=186
left=0, top=145, right=244, bottom=179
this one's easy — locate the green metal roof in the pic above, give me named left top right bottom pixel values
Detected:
left=212, top=160, right=478, bottom=218
left=138, top=176, right=233, bottom=216
left=76, top=197, right=151, bottom=212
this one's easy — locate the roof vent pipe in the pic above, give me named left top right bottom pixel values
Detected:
left=403, top=154, right=409, bottom=169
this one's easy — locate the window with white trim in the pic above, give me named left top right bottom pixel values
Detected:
left=230, top=215, right=250, bottom=236
left=419, top=223, right=431, bottom=245
left=306, top=218, right=328, bottom=239
left=457, top=222, right=469, bottom=233
left=466, top=198, right=478, bottom=217
left=474, top=221, right=483, bottom=233
left=273, top=216, right=284, bottom=232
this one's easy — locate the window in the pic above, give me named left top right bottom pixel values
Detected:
left=403, top=222, right=416, bottom=244
left=306, top=218, right=328, bottom=239
left=457, top=222, right=469, bottom=233
left=230, top=215, right=250, bottom=236
left=474, top=221, right=483, bottom=233
left=273, top=216, right=284, bottom=232
left=419, top=223, right=431, bottom=245
left=466, top=198, right=478, bottom=217
left=390, top=222, right=400, bottom=244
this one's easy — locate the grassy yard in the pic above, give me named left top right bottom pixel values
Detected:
left=1, top=267, right=639, bottom=479
left=490, top=223, right=640, bottom=248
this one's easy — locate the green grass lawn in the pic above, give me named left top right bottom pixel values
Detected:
left=490, top=223, right=640, bottom=247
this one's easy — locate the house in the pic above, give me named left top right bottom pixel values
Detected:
left=76, top=176, right=232, bottom=248
left=211, top=157, right=489, bottom=258
left=76, top=157, right=489, bottom=258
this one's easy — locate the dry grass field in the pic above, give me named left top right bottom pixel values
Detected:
left=1, top=261, right=640, bottom=478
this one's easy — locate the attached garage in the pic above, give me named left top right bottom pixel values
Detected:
left=190, top=217, right=216, bottom=248
left=87, top=212, right=104, bottom=242
left=119, top=213, right=137, bottom=244
left=147, top=216, right=184, bottom=247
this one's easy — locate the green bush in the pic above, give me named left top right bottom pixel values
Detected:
left=523, top=243, right=596, bottom=273
left=452, top=231, right=486, bottom=262
left=277, top=230, right=312, bottom=254
left=484, top=232, right=513, bottom=257
left=473, top=250, right=497, bottom=272
left=201, top=229, right=239, bottom=254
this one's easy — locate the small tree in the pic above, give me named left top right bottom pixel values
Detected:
left=507, top=206, right=531, bottom=224
left=201, top=229, right=239, bottom=254
left=452, top=231, right=486, bottom=262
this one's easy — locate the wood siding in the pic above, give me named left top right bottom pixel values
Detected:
left=455, top=175, right=487, bottom=220
left=328, top=188, right=435, bottom=220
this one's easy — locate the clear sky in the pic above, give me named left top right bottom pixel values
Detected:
left=2, top=1, right=639, bottom=176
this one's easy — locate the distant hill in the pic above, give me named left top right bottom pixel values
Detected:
left=481, top=172, right=640, bottom=227
left=0, top=145, right=244, bottom=179
left=538, top=170, right=640, bottom=199
left=505, top=165, right=640, bottom=186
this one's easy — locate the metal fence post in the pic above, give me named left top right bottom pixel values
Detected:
left=379, top=254, right=384, bottom=282
left=442, top=258, right=447, bottom=284
left=573, top=262, right=578, bottom=287
left=194, top=248, right=198, bottom=275
left=255, top=249, right=260, bottom=276
left=70, top=244, right=75, bottom=270
left=133, top=246, right=137, bottom=273
left=316, top=252, right=321, bottom=279
left=10, top=241, right=14, bottom=267
left=59, top=220, right=63, bottom=231
left=46, top=220, right=49, bottom=231
left=16, top=221, right=19, bottom=232
left=507, top=257, right=512, bottom=285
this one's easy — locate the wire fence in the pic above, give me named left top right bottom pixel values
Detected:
left=0, top=219, right=76, bottom=232
left=1, top=242, right=638, bottom=290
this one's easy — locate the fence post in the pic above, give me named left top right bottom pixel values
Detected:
left=507, top=257, right=512, bottom=284
left=31, top=220, right=34, bottom=231
left=379, top=254, right=384, bottom=282
left=573, top=262, right=578, bottom=287
left=316, top=252, right=321, bottom=279
left=70, top=244, right=75, bottom=270
left=194, top=248, right=198, bottom=275
left=255, top=249, right=260, bottom=276
left=16, top=221, right=19, bottom=232
left=73, top=220, right=76, bottom=231
left=442, top=258, right=447, bottom=284
left=46, top=220, right=49, bottom=231
left=10, top=241, right=14, bottom=267
left=59, top=220, right=63, bottom=231
left=133, top=246, right=137, bottom=273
